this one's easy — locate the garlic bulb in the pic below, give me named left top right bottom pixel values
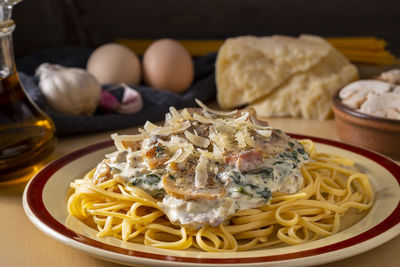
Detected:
left=36, top=63, right=101, bottom=116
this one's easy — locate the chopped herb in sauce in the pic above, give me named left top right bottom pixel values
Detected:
left=258, top=187, right=271, bottom=200
left=144, top=174, right=161, bottom=184
left=234, top=186, right=253, bottom=197
left=128, top=173, right=165, bottom=198
left=243, top=183, right=259, bottom=190
left=297, top=145, right=310, bottom=160
left=216, top=170, right=248, bottom=186
left=129, top=173, right=161, bottom=186
left=279, top=151, right=299, bottom=162
left=155, top=145, right=165, bottom=157
left=297, top=147, right=305, bottom=154
left=258, top=168, right=273, bottom=179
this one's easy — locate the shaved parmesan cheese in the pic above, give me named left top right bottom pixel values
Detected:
left=172, top=120, right=191, bottom=133
left=212, top=143, right=225, bottom=162
left=215, top=123, right=235, bottom=135
left=111, top=133, right=148, bottom=151
left=243, top=130, right=257, bottom=147
left=235, top=131, right=247, bottom=149
left=176, top=148, right=192, bottom=163
left=245, top=135, right=257, bottom=147
left=159, top=135, right=194, bottom=159
left=255, top=129, right=272, bottom=137
left=144, top=121, right=159, bottom=133
left=210, top=130, right=234, bottom=151
left=168, top=136, right=190, bottom=149
left=111, top=99, right=275, bottom=173
left=165, top=148, right=183, bottom=164
left=195, top=99, right=238, bottom=116
left=113, top=133, right=147, bottom=143
left=249, top=122, right=271, bottom=130
left=180, top=108, right=194, bottom=120
left=152, top=120, right=191, bottom=136
left=165, top=112, right=172, bottom=124
left=138, top=128, right=147, bottom=134
left=184, top=130, right=210, bottom=148
left=197, top=148, right=215, bottom=160
left=202, top=111, right=214, bottom=118
left=111, top=133, right=126, bottom=151
left=195, top=154, right=209, bottom=188
left=193, top=113, right=215, bottom=124
left=169, top=106, right=183, bottom=123
left=234, top=112, right=249, bottom=123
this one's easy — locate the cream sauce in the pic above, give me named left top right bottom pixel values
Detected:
left=159, top=143, right=308, bottom=227
left=104, top=126, right=309, bottom=228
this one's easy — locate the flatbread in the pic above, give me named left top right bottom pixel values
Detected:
left=216, top=35, right=332, bottom=109
left=250, top=39, right=358, bottom=120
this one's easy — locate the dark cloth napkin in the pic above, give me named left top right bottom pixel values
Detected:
left=17, top=47, right=217, bottom=136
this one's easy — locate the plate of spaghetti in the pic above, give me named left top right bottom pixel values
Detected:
left=23, top=100, right=400, bottom=267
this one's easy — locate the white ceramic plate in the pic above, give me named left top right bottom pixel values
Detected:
left=23, top=134, right=400, bottom=267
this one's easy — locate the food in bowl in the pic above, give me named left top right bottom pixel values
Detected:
left=68, top=100, right=373, bottom=252
left=332, top=71, right=400, bottom=160
left=339, top=70, right=400, bottom=120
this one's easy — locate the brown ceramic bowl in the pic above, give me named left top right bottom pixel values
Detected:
left=332, top=90, right=400, bottom=160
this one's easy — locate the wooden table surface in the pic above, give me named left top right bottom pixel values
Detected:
left=1, top=118, right=399, bottom=267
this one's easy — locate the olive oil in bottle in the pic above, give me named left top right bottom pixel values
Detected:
left=0, top=0, right=56, bottom=182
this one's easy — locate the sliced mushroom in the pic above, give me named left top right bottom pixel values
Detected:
left=162, top=173, right=225, bottom=200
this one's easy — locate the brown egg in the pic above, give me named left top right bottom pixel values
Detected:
left=87, top=43, right=141, bottom=85
left=143, top=39, right=194, bottom=93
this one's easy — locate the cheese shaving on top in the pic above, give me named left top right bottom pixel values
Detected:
left=144, top=121, right=159, bottom=133
left=164, top=148, right=182, bottom=165
left=195, top=99, right=238, bottom=116
left=195, top=154, right=209, bottom=188
left=193, top=113, right=215, bottom=124
left=197, top=148, right=215, bottom=160
left=177, top=148, right=192, bottom=163
left=234, top=112, right=249, bottom=123
left=184, top=130, right=210, bottom=148
left=111, top=133, right=148, bottom=152
left=112, top=99, right=272, bottom=161
left=235, top=131, right=247, bottom=149
left=152, top=120, right=191, bottom=136
left=255, top=129, right=272, bottom=137
left=180, top=108, right=194, bottom=120
left=169, top=107, right=183, bottom=123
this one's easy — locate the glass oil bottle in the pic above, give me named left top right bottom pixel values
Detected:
left=0, top=0, right=56, bottom=182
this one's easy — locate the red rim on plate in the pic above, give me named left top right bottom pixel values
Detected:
left=24, top=135, right=400, bottom=264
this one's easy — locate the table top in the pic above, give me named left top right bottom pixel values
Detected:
left=1, top=118, right=399, bottom=267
